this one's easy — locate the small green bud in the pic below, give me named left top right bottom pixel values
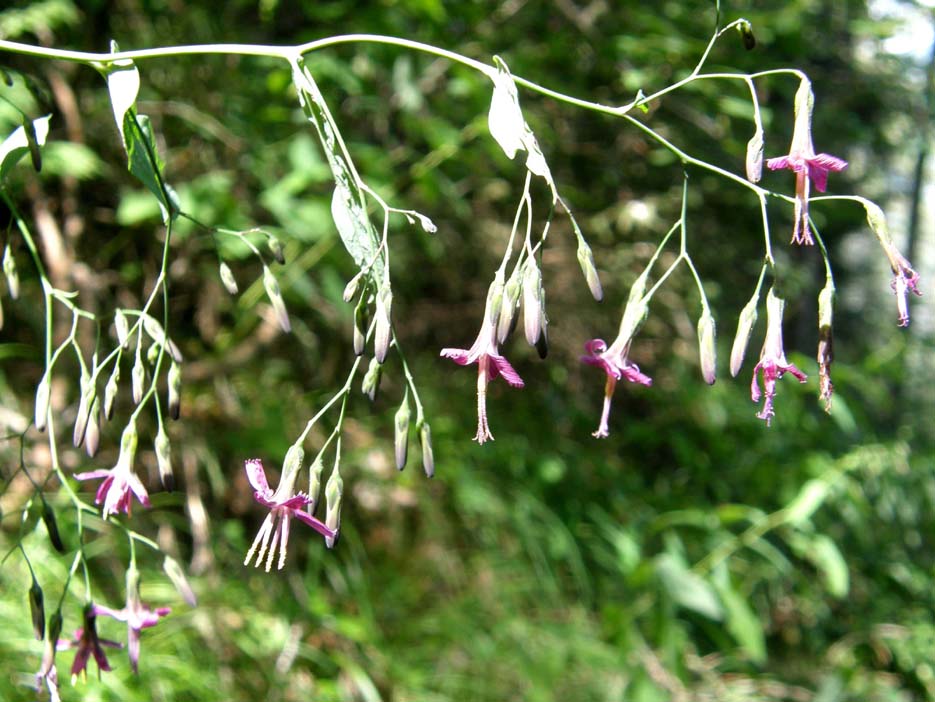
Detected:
left=324, top=466, right=343, bottom=549
left=146, top=340, right=161, bottom=366
left=263, top=265, right=291, bottom=333
left=41, top=500, right=64, bottom=553
left=308, top=453, right=325, bottom=509
left=168, top=361, right=181, bottom=420
left=730, top=295, right=759, bottom=378
left=374, top=287, right=392, bottom=364
left=737, top=19, right=756, bottom=50
left=104, top=365, right=120, bottom=420
left=85, top=397, right=101, bottom=457
left=29, top=577, right=45, bottom=640
left=697, top=308, right=717, bottom=385
left=47, top=608, right=63, bottom=646
left=343, top=272, right=361, bottom=303
left=394, top=394, right=411, bottom=471
left=3, top=245, right=19, bottom=299
left=361, top=357, right=383, bottom=402
left=34, top=373, right=51, bottom=432
left=353, top=302, right=367, bottom=357
left=419, top=421, right=435, bottom=478
left=266, top=232, right=286, bottom=265
left=155, top=426, right=173, bottom=491
left=576, top=240, right=603, bottom=301
left=219, top=261, right=238, bottom=295
left=72, top=371, right=94, bottom=448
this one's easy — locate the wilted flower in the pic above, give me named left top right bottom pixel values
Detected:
left=766, top=79, right=847, bottom=245
left=68, top=605, right=121, bottom=682
left=74, top=420, right=150, bottom=518
left=244, top=455, right=335, bottom=571
left=440, top=273, right=524, bottom=444
left=580, top=337, right=652, bottom=438
left=751, top=290, right=807, bottom=425
left=94, top=566, right=170, bottom=674
left=889, top=251, right=922, bottom=327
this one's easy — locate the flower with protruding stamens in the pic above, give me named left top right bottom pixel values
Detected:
left=580, top=338, right=652, bottom=438
left=75, top=420, right=150, bottom=518
left=67, top=605, right=121, bottom=683
left=766, top=79, right=847, bottom=245
left=751, top=290, right=807, bottom=425
left=440, top=273, right=524, bottom=444
left=244, top=456, right=335, bottom=571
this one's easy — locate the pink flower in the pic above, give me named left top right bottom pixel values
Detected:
left=580, top=338, right=652, bottom=438
left=244, top=457, right=335, bottom=571
left=440, top=276, right=524, bottom=444
left=75, top=421, right=149, bottom=518
left=93, top=567, right=170, bottom=673
left=751, top=290, right=807, bottom=425
left=766, top=79, right=847, bottom=245
left=67, top=605, right=121, bottom=682
left=889, top=251, right=922, bottom=327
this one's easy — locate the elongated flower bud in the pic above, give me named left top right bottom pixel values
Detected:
left=104, top=365, right=120, bottom=420
left=817, top=283, right=834, bottom=412
left=219, top=262, right=238, bottom=295
left=738, top=19, right=756, bottom=50
left=576, top=240, right=603, bottom=301
left=419, top=421, right=435, bottom=478
left=115, top=310, right=129, bottom=348
left=308, top=453, right=325, bottom=510
left=374, top=287, right=392, bottom=364
left=41, top=500, right=65, bottom=553
left=343, top=272, right=361, bottom=303
left=142, top=315, right=183, bottom=362
left=85, top=397, right=101, bottom=457
left=47, top=608, right=63, bottom=650
left=746, top=128, right=764, bottom=183
left=523, top=261, right=542, bottom=346
left=353, top=303, right=367, bottom=357
left=155, top=426, right=173, bottom=491
left=263, top=265, right=291, bottom=333
left=394, top=394, right=411, bottom=471
left=266, top=233, right=286, bottom=265
left=324, top=467, right=343, bottom=549
left=34, top=373, right=50, bottom=432
left=361, top=358, right=382, bottom=402
left=497, top=268, right=522, bottom=344
left=3, top=245, right=19, bottom=299
left=697, top=309, right=717, bottom=385
left=131, top=349, right=145, bottom=405
left=163, top=556, right=197, bottom=607
left=168, top=361, right=181, bottom=420
left=73, top=372, right=94, bottom=448
left=730, top=295, right=759, bottom=378
left=29, top=577, right=45, bottom=640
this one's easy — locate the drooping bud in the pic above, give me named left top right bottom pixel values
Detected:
left=353, top=302, right=368, bottom=357
left=146, top=340, right=161, bottom=366
left=394, top=393, right=411, bottom=471
left=41, top=500, right=65, bottom=553
left=115, top=310, right=129, bottom=348
left=730, top=295, right=759, bottom=378
left=324, top=466, right=343, bottom=549
left=73, top=370, right=94, bottom=448
left=374, top=286, right=393, bottom=363
left=342, top=272, right=361, bottom=303
left=817, top=283, right=834, bottom=412
left=497, top=267, right=522, bottom=344
left=29, top=577, right=45, bottom=640
left=85, top=397, right=101, bottom=457
left=168, top=361, right=181, bottom=420
left=263, top=265, right=291, bottom=333
left=737, top=19, right=756, bottom=50
left=419, top=421, right=435, bottom=478
left=142, top=315, right=183, bottom=363
left=266, top=233, right=286, bottom=265
left=535, top=295, right=549, bottom=359
left=47, top=608, right=63, bottom=649
left=746, top=128, right=764, bottom=183
left=162, top=556, right=197, bottom=607
left=119, top=418, right=140, bottom=469
left=576, top=240, right=604, bottom=301
left=3, top=245, right=19, bottom=299
left=361, top=358, right=382, bottom=402
left=308, top=453, right=325, bottom=510
left=218, top=262, right=238, bottom=295
left=697, top=308, right=717, bottom=385
left=104, top=365, right=120, bottom=420
left=131, top=350, right=145, bottom=405
left=523, top=261, right=542, bottom=346
left=34, top=372, right=51, bottom=432
left=155, top=426, right=173, bottom=491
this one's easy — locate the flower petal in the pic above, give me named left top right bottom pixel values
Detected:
left=489, top=354, right=524, bottom=388
left=294, top=509, right=337, bottom=539
left=765, top=156, right=791, bottom=171
left=440, top=347, right=472, bottom=365
left=245, top=459, right=271, bottom=497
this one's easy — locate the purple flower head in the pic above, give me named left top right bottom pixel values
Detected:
left=67, top=605, right=121, bottom=683
left=440, top=274, right=524, bottom=444
left=580, top=337, right=652, bottom=438
left=93, top=567, right=170, bottom=674
left=751, top=290, right=807, bottom=425
left=888, top=251, right=922, bottom=327
left=74, top=420, right=150, bottom=518
left=244, top=455, right=336, bottom=571
left=766, top=79, right=847, bottom=245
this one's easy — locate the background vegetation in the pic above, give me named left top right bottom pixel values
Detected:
left=1, top=1, right=932, bottom=700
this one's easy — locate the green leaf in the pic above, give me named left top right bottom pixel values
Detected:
left=711, top=567, right=766, bottom=663
left=809, top=534, right=850, bottom=598
left=0, top=114, right=50, bottom=182
left=656, top=554, right=723, bottom=621
left=784, top=478, right=830, bottom=526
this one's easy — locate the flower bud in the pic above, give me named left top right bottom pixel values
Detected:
left=697, top=308, right=717, bottom=385
left=3, top=245, right=19, bottom=299
left=168, top=361, right=181, bottom=420
left=115, top=310, right=130, bottom=348
left=142, top=315, right=182, bottom=363
left=119, top=418, right=139, bottom=466
left=41, top=500, right=65, bottom=553
left=737, top=19, right=756, bottom=50
left=147, top=340, right=161, bottom=366
left=617, top=297, right=648, bottom=348
left=282, top=443, right=305, bottom=486
left=104, top=365, right=120, bottom=420
left=155, top=426, right=174, bottom=491
left=47, top=608, right=63, bottom=647
left=85, top=397, right=101, bottom=457
left=419, top=421, right=435, bottom=478
left=746, top=128, right=764, bottom=183
left=535, top=298, right=549, bottom=359
left=73, top=371, right=94, bottom=448
left=353, top=302, right=367, bottom=357
left=817, top=283, right=834, bottom=412
left=219, top=262, right=238, bottom=295
left=132, top=350, right=145, bottom=405
left=497, top=268, right=522, bottom=344
left=29, top=577, right=45, bottom=640
left=576, top=240, right=603, bottom=301
left=361, top=357, right=382, bottom=402
left=730, top=296, right=758, bottom=377
left=394, top=394, right=411, bottom=471
left=374, top=286, right=392, bottom=363
left=263, top=265, right=291, bottom=333
left=308, top=453, right=325, bottom=510
left=163, top=556, right=197, bottom=607
left=34, top=373, right=51, bottom=432
left=523, top=261, right=542, bottom=346
left=266, top=233, right=286, bottom=265
left=324, top=467, right=343, bottom=549
left=342, top=272, right=361, bottom=303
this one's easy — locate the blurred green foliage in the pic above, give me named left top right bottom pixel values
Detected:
left=1, top=1, right=933, bottom=701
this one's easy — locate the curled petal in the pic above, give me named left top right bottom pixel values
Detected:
left=765, top=156, right=791, bottom=171
left=440, top=348, right=472, bottom=365
left=489, top=354, right=525, bottom=388
left=245, top=459, right=272, bottom=498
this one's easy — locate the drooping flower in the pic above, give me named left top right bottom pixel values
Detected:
left=580, top=337, right=652, bottom=438
left=67, top=605, right=121, bottom=683
left=75, top=420, right=150, bottom=518
left=440, top=273, right=524, bottom=444
left=244, top=451, right=336, bottom=571
left=888, top=250, right=922, bottom=327
left=766, top=78, right=847, bottom=245
left=93, top=566, right=170, bottom=673
left=751, top=290, right=807, bottom=425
